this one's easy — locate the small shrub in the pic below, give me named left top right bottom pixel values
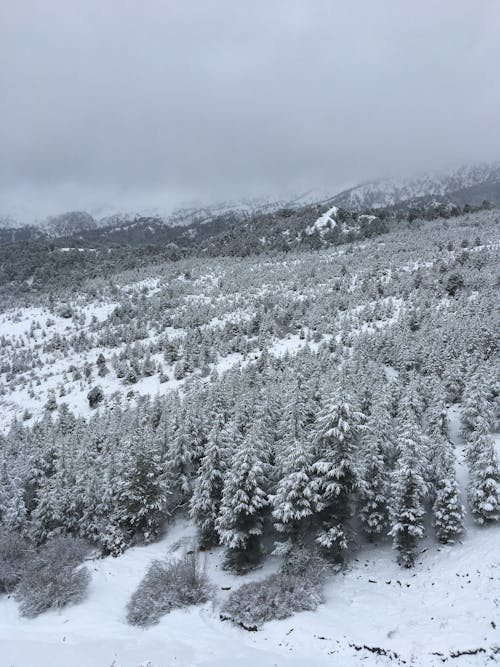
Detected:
left=126, top=550, right=212, bottom=626
left=445, top=272, right=464, bottom=296
left=36, top=536, right=92, bottom=568
left=222, top=536, right=264, bottom=575
left=16, top=562, right=90, bottom=617
left=221, top=548, right=327, bottom=630
left=0, top=531, right=34, bottom=594
left=45, top=396, right=57, bottom=411
left=14, top=536, right=92, bottom=617
left=59, top=306, right=73, bottom=319
left=87, top=385, right=104, bottom=408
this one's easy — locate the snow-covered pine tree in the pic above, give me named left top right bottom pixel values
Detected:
left=189, top=413, right=229, bottom=549
left=272, top=437, right=315, bottom=542
left=272, top=387, right=316, bottom=541
left=309, top=388, right=364, bottom=561
left=117, top=420, right=169, bottom=544
left=182, top=378, right=207, bottom=466
left=29, top=428, right=70, bottom=544
left=358, top=404, right=390, bottom=540
left=442, top=358, right=466, bottom=404
left=461, top=367, right=494, bottom=442
left=165, top=406, right=196, bottom=509
left=433, top=476, right=465, bottom=543
left=73, top=419, right=127, bottom=555
left=425, top=393, right=464, bottom=544
left=467, top=427, right=500, bottom=524
left=0, top=458, right=27, bottom=532
left=216, top=418, right=269, bottom=573
left=389, top=415, right=427, bottom=567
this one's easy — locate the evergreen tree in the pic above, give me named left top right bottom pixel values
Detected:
left=272, top=437, right=316, bottom=541
left=117, top=421, right=169, bottom=543
left=358, top=407, right=390, bottom=540
left=467, top=429, right=500, bottom=524
left=182, top=379, right=207, bottom=465
left=433, top=477, right=465, bottom=543
left=425, top=394, right=465, bottom=544
left=461, top=368, right=494, bottom=440
left=165, top=408, right=195, bottom=509
left=216, top=420, right=269, bottom=573
left=309, top=389, right=363, bottom=560
left=389, top=417, right=427, bottom=567
left=190, top=417, right=229, bottom=549
left=0, top=459, right=27, bottom=532
left=29, top=429, right=69, bottom=544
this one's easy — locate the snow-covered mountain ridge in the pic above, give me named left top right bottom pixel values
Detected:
left=2, top=161, right=499, bottom=235
left=329, top=162, right=500, bottom=210
left=0, top=196, right=290, bottom=234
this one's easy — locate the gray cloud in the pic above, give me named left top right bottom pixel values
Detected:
left=1, top=0, right=500, bottom=219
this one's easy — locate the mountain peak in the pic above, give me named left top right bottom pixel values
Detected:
left=328, top=162, right=500, bottom=210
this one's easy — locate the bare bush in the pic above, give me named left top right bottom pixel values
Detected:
left=14, top=536, right=92, bottom=617
left=0, top=530, right=34, bottom=594
left=35, top=536, right=92, bottom=567
left=221, top=548, right=327, bottom=630
left=126, top=550, right=212, bottom=626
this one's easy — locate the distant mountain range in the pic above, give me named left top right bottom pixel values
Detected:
left=0, top=197, right=289, bottom=235
left=328, top=162, right=500, bottom=211
left=0, top=162, right=498, bottom=240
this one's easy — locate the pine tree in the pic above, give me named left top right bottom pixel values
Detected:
left=461, top=368, right=494, bottom=440
left=272, top=437, right=315, bottom=541
left=216, top=420, right=269, bottom=573
left=74, top=424, right=127, bottom=555
left=29, top=430, right=69, bottom=544
left=433, top=477, right=465, bottom=543
left=118, top=421, right=169, bottom=543
left=190, top=417, right=229, bottom=549
left=30, top=473, right=65, bottom=544
left=389, top=417, right=427, bottom=567
left=309, top=389, right=363, bottom=560
left=182, top=379, right=207, bottom=465
left=358, top=408, right=390, bottom=540
left=425, top=395, right=464, bottom=544
left=467, top=429, right=500, bottom=524
left=165, top=409, right=195, bottom=509
left=0, top=459, right=27, bottom=532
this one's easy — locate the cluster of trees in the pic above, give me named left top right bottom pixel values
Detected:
left=1, top=347, right=498, bottom=571
left=1, top=209, right=498, bottom=424
left=0, top=208, right=498, bottom=585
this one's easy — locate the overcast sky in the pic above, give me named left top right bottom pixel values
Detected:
left=1, top=1, right=499, bottom=219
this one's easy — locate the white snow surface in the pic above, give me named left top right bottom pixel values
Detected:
left=1, top=512, right=499, bottom=666
left=305, top=206, right=338, bottom=236
left=330, top=162, right=500, bottom=210
left=1, top=409, right=497, bottom=666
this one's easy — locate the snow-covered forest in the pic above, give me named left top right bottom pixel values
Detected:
left=0, top=206, right=499, bottom=666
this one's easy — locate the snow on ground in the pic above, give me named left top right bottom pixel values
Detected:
left=305, top=206, right=338, bottom=236
left=0, top=516, right=498, bottom=667
left=120, top=278, right=162, bottom=296
left=307, top=206, right=338, bottom=235
left=1, top=404, right=497, bottom=666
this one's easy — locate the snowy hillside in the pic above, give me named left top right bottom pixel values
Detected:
left=0, top=196, right=292, bottom=236
left=329, top=162, right=500, bottom=210
left=0, top=208, right=498, bottom=667
left=1, top=446, right=499, bottom=667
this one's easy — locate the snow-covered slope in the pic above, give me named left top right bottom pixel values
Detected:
left=1, top=408, right=498, bottom=667
left=0, top=196, right=290, bottom=236
left=1, top=485, right=498, bottom=667
left=330, top=162, right=500, bottom=210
